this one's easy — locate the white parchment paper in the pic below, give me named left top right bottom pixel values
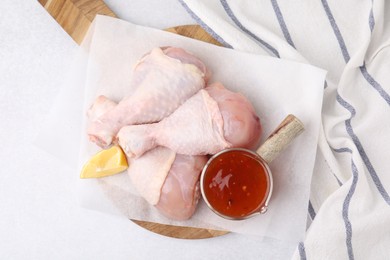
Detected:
left=38, top=15, right=326, bottom=244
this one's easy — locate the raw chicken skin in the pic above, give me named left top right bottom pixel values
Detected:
left=127, top=146, right=207, bottom=220
left=206, top=82, right=262, bottom=149
left=87, top=95, right=117, bottom=122
left=127, top=146, right=176, bottom=205
left=156, top=154, right=208, bottom=220
left=118, top=82, right=262, bottom=158
left=118, top=89, right=230, bottom=157
left=87, top=47, right=209, bottom=148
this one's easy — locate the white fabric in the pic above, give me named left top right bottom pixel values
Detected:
left=181, top=0, right=390, bottom=259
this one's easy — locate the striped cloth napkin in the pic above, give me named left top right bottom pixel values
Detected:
left=180, top=0, right=390, bottom=259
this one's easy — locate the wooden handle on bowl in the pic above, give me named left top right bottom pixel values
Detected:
left=256, top=114, right=304, bottom=164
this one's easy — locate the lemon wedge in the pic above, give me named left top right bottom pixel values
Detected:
left=80, top=146, right=128, bottom=179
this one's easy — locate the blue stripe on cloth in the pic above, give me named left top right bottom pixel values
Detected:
left=308, top=200, right=316, bottom=220
left=336, top=94, right=390, bottom=205
left=270, top=0, right=296, bottom=48
left=220, top=0, right=280, bottom=57
left=335, top=174, right=343, bottom=186
left=178, top=0, right=233, bottom=48
left=334, top=147, right=357, bottom=260
left=359, top=62, right=390, bottom=106
left=330, top=147, right=347, bottom=186
left=343, top=159, right=358, bottom=260
left=333, top=147, right=352, bottom=154
left=298, top=242, right=307, bottom=260
left=324, top=81, right=329, bottom=89
left=321, top=0, right=351, bottom=62
left=361, top=3, right=390, bottom=106
left=369, top=0, right=375, bottom=32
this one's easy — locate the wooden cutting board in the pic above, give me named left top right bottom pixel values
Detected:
left=39, top=0, right=226, bottom=239
left=38, top=0, right=222, bottom=46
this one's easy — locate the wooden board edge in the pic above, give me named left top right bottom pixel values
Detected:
left=39, top=0, right=116, bottom=44
left=132, top=220, right=228, bottom=239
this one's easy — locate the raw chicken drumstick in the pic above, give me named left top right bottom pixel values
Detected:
left=87, top=47, right=209, bottom=148
left=155, top=153, right=207, bottom=220
left=127, top=146, right=207, bottom=220
left=118, top=82, right=262, bottom=158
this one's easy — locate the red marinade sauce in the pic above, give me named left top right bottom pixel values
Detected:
left=202, top=150, right=269, bottom=219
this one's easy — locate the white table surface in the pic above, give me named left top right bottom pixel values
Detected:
left=0, top=1, right=295, bottom=259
